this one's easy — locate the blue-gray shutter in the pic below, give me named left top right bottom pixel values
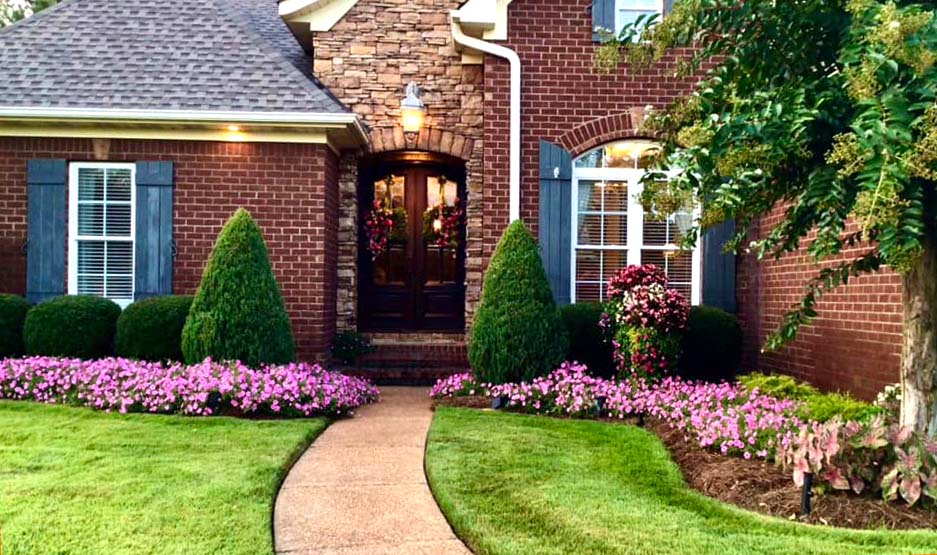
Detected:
left=702, top=220, right=737, bottom=312
left=134, top=161, right=175, bottom=300
left=539, top=140, right=573, bottom=305
left=664, top=0, right=675, bottom=14
left=593, top=0, right=615, bottom=41
left=26, top=159, right=67, bottom=304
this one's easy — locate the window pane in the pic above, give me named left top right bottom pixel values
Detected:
left=603, top=213, right=628, bottom=246
left=576, top=282, right=602, bottom=303
left=78, top=204, right=104, bottom=235
left=78, top=241, right=105, bottom=274
left=106, top=242, right=134, bottom=274
left=106, top=169, right=132, bottom=202
left=78, top=275, right=105, bottom=297
left=577, top=214, right=602, bottom=245
left=374, top=174, right=405, bottom=210
left=602, top=182, right=628, bottom=212
left=602, top=250, right=628, bottom=283
left=105, top=204, right=132, bottom=236
left=641, top=250, right=693, bottom=299
left=426, top=176, right=457, bottom=207
left=623, top=0, right=659, bottom=8
left=78, top=168, right=104, bottom=201
left=577, top=181, right=602, bottom=212
left=643, top=218, right=668, bottom=246
left=106, top=275, right=133, bottom=300
left=576, top=250, right=601, bottom=282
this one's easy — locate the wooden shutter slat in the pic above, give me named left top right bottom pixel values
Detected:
left=539, top=140, right=573, bottom=305
left=134, top=161, right=174, bottom=300
left=26, top=159, right=67, bottom=304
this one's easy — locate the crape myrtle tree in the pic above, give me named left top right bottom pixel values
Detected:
left=0, top=0, right=59, bottom=27
left=596, top=0, right=937, bottom=435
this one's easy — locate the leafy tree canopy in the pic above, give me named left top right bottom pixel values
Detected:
left=1, top=0, right=59, bottom=27
left=597, top=0, right=937, bottom=349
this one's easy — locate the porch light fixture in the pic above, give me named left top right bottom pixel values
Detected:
left=400, top=82, right=425, bottom=142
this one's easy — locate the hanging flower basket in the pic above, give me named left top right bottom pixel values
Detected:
left=365, top=200, right=408, bottom=260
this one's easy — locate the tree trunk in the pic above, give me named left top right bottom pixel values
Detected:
left=900, top=236, right=937, bottom=437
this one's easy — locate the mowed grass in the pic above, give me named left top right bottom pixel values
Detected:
left=426, top=407, right=937, bottom=555
left=0, top=401, right=327, bottom=555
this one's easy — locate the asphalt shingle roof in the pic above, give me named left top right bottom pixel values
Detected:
left=0, top=0, right=347, bottom=113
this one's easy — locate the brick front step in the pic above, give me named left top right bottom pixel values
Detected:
left=342, top=366, right=467, bottom=386
left=355, top=333, right=468, bottom=369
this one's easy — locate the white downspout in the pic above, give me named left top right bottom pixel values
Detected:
left=450, top=9, right=522, bottom=222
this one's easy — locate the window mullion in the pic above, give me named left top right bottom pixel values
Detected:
left=627, top=177, right=643, bottom=266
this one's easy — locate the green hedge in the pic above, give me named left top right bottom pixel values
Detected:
left=24, top=296, right=121, bottom=358
left=182, top=209, right=295, bottom=367
left=678, top=306, right=743, bottom=383
left=115, top=295, right=194, bottom=362
left=0, top=294, right=30, bottom=357
left=738, top=372, right=883, bottom=423
left=469, top=221, right=568, bottom=384
left=560, top=302, right=615, bottom=378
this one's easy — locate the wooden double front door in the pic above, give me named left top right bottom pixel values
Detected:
left=358, top=156, right=466, bottom=332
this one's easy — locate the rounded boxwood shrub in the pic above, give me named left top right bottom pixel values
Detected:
left=115, top=295, right=194, bottom=362
left=560, top=302, right=615, bottom=379
left=24, top=295, right=121, bottom=358
left=0, top=294, right=30, bottom=357
left=678, top=305, right=743, bottom=382
left=182, top=208, right=295, bottom=367
left=469, top=220, right=568, bottom=384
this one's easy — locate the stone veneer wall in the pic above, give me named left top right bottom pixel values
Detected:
left=313, top=0, right=485, bottom=332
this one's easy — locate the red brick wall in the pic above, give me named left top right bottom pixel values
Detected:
left=0, top=137, right=339, bottom=360
left=737, top=213, right=903, bottom=400
left=484, top=0, right=698, bottom=256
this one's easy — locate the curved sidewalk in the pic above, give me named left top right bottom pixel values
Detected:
left=273, top=387, right=471, bottom=555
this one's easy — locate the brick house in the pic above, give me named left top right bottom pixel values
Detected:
left=0, top=0, right=901, bottom=397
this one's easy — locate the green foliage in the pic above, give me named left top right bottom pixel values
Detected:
left=331, top=330, right=374, bottom=365
left=0, top=0, right=60, bottom=27
left=739, top=372, right=882, bottom=423
left=560, top=303, right=615, bottom=378
left=469, top=221, right=568, bottom=384
left=23, top=296, right=121, bottom=358
left=0, top=294, right=30, bottom=357
left=182, top=209, right=294, bottom=367
left=115, top=296, right=194, bottom=362
left=678, top=306, right=743, bottom=382
left=596, top=0, right=937, bottom=350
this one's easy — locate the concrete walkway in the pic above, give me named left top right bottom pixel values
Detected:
left=273, top=387, right=471, bottom=555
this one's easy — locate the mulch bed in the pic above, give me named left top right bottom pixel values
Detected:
left=434, top=397, right=937, bottom=530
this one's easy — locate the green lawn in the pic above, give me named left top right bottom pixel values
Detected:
left=0, top=401, right=327, bottom=555
left=426, top=407, right=937, bottom=555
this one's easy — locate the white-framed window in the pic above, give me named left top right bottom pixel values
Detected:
left=571, top=140, right=701, bottom=304
left=68, top=162, right=136, bottom=308
left=615, top=0, right=664, bottom=35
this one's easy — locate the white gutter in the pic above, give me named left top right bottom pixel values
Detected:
left=450, top=9, right=521, bottom=222
left=0, top=106, right=369, bottom=142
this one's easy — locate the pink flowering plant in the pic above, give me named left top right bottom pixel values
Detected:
left=601, top=265, right=690, bottom=380
left=0, top=357, right=379, bottom=417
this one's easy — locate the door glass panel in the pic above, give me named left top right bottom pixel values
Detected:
left=372, top=174, right=408, bottom=286
left=424, top=175, right=461, bottom=285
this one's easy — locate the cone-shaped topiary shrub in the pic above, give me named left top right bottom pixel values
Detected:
left=116, top=295, right=194, bottom=362
left=24, top=295, right=121, bottom=358
left=469, top=220, right=568, bottom=384
left=182, top=209, right=294, bottom=367
left=0, top=294, right=30, bottom=357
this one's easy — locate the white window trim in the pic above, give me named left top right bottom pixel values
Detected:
left=614, top=0, right=665, bottom=35
left=570, top=164, right=701, bottom=305
left=68, top=162, right=137, bottom=308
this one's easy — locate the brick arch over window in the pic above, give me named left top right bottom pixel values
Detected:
left=368, top=126, right=476, bottom=161
left=558, top=111, right=661, bottom=158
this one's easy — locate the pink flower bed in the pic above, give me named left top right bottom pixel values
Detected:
left=431, top=363, right=802, bottom=460
left=0, top=357, right=379, bottom=417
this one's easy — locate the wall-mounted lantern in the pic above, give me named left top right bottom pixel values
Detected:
left=401, top=82, right=426, bottom=142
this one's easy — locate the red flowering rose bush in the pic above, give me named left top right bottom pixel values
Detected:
left=601, top=265, right=690, bottom=380
left=0, top=356, right=379, bottom=417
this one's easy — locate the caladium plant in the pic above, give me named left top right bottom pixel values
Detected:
left=783, top=414, right=937, bottom=507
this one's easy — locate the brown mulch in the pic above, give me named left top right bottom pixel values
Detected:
left=434, top=397, right=937, bottom=530
left=648, top=418, right=937, bottom=530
